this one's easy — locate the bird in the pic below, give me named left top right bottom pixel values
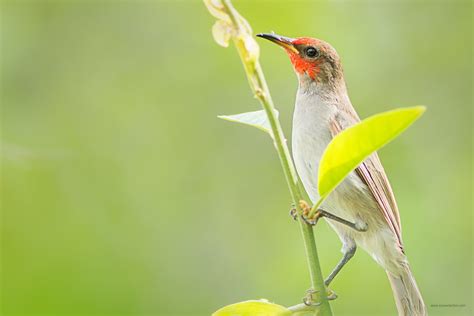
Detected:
left=257, top=33, right=426, bottom=316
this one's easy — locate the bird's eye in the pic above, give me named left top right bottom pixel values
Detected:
left=305, top=47, right=319, bottom=58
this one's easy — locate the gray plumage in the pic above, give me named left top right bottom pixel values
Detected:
left=290, top=38, right=426, bottom=316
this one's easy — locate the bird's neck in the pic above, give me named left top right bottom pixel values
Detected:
left=297, top=73, right=350, bottom=107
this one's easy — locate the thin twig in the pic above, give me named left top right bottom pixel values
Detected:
left=211, top=1, right=333, bottom=314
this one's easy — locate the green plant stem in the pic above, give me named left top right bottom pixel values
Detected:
left=221, top=1, right=332, bottom=315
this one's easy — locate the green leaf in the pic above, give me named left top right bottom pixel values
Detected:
left=218, top=109, right=278, bottom=137
left=213, top=300, right=291, bottom=316
left=318, top=106, right=426, bottom=198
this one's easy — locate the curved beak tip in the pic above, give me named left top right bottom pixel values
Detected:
left=256, top=33, right=298, bottom=53
left=256, top=33, right=284, bottom=41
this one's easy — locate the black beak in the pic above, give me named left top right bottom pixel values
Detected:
left=256, top=33, right=298, bottom=53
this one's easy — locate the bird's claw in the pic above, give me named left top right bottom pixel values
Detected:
left=289, top=200, right=323, bottom=225
left=327, top=288, right=338, bottom=301
left=299, top=200, right=311, bottom=216
left=303, top=289, right=321, bottom=307
left=303, top=288, right=338, bottom=306
left=302, top=214, right=320, bottom=226
left=289, top=203, right=297, bottom=221
left=299, top=200, right=322, bottom=226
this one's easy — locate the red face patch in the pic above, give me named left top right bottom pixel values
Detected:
left=285, top=37, right=322, bottom=80
left=287, top=52, right=320, bottom=79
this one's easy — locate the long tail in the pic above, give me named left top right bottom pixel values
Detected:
left=387, top=264, right=427, bottom=315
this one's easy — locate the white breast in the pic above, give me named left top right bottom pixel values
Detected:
left=292, top=88, right=336, bottom=203
left=291, top=85, right=371, bottom=223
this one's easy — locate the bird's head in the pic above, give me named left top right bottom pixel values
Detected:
left=257, top=33, right=344, bottom=86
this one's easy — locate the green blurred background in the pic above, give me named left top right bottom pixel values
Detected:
left=1, top=1, right=472, bottom=315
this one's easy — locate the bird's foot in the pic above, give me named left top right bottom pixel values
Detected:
left=289, top=200, right=323, bottom=225
left=300, top=203, right=368, bottom=232
left=300, top=200, right=323, bottom=226
left=303, top=288, right=338, bottom=306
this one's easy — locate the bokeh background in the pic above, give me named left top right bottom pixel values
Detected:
left=1, top=1, right=472, bottom=315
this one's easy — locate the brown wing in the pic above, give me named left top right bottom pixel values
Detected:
left=329, top=113, right=404, bottom=251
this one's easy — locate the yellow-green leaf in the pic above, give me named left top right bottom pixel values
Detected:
left=318, top=106, right=426, bottom=198
left=218, top=109, right=278, bottom=138
left=213, top=299, right=291, bottom=316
